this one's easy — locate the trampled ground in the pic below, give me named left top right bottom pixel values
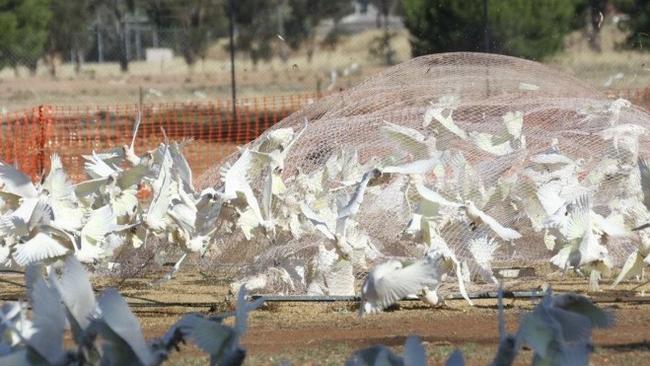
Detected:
left=2, top=269, right=650, bottom=365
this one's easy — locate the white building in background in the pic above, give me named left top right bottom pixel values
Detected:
left=145, top=48, right=173, bottom=63
left=339, top=1, right=403, bottom=33
left=317, top=1, right=404, bottom=36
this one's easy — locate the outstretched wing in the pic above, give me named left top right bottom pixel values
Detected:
left=424, top=100, right=466, bottom=140
left=369, top=258, right=442, bottom=312
left=381, top=121, right=431, bottom=160
left=503, top=111, right=524, bottom=139
left=0, top=161, right=37, bottom=199
left=639, top=158, right=650, bottom=211
left=14, top=232, right=70, bottom=266
left=468, top=235, right=499, bottom=283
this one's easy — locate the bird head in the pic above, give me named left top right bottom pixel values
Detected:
left=107, top=172, right=119, bottom=185
left=142, top=151, right=154, bottom=163
left=457, top=200, right=471, bottom=212
left=365, top=168, right=383, bottom=185
left=136, top=182, right=153, bottom=201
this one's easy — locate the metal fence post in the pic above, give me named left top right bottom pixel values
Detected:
left=36, top=105, right=51, bottom=178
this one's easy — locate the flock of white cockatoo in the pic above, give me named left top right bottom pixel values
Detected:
left=0, top=115, right=222, bottom=278
left=1, top=96, right=650, bottom=314
left=229, top=96, right=650, bottom=313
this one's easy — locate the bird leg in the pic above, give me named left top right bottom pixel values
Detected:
left=631, top=278, right=650, bottom=291
left=404, top=182, right=413, bottom=215
left=589, top=270, right=602, bottom=292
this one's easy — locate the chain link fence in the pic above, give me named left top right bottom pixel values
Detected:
left=0, top=24, right=412, bottom=111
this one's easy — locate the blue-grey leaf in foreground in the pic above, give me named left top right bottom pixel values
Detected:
left=490, top=285, right=519, bottom=366
left=518, top=288, right=614, bottom=366
left=172, top=285, right=263, bottom=366
left=444, top=349, right=465, bottom=366
left=93, top=288, right=159, bottom=366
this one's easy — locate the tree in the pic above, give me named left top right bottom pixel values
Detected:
left=402, top=0, right=583, bottom=60
left=145, top=0, right=227, bottom=67
left=489, top=0, right=581, bottom=60
left=283, top=0, right=352, bottom=62
left=545, top=0, right=607, bottom=52
left=612, top=0, right=650, bottom=50
left=588, top=0, right=609, bottom=52
left=46, top=0, right=92, bottom=75
left=368, top=0, right=400, bottom=65
left=91, top=0, right=138, bottom=72
left=232, top=0, right=283, bottom=67
left=0, top=6, right=19, bottom=72
left=0, top=0, right=52, bottom=75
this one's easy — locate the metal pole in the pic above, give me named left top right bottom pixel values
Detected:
left=228, top=0, right=237, bottom=120
left=249, top=291, right=547, bottom=302
left=483, top=0, right=489, bottom=52
left=135, top=25, right=142, bottom=61
left=124, top=21, right=131, bottom=62
left=483, top=0, right=491, bottom=97
left=97, top=26, right=104, bottom=62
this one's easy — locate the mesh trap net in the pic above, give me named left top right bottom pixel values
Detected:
left=197, top=52, right=650, bottom=296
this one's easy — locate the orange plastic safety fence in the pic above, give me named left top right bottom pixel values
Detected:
left=0, top=93, right=323, bottom=182
left=606, top=86, right=650, bottom=111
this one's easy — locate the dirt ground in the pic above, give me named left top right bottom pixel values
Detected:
left=2, top=269, right=650, bottom=365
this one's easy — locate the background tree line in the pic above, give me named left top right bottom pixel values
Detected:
left=0, top=0, right=648, bottom=75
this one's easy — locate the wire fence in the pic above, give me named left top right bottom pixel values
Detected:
left=1, top=87, right=649, bottom=184
left=0, top=93, right=323, bottom=182
left=0, top=26, right=223, bottom=74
